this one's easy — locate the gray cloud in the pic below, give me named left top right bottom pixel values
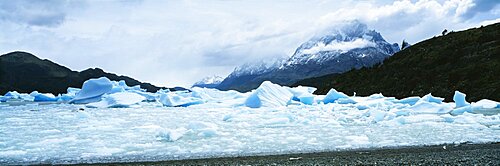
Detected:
left=0, top=0, right=77, bottom=27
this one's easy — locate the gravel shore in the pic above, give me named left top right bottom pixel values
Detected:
left=84, top=143, right=500, bottom=165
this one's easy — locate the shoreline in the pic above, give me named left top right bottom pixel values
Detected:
left=78, top=143, right=500, bottom=165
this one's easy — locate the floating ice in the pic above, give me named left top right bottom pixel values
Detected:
left=323, top=88, right=349, bottom=104
left=1, top=82, right=500, bottom=165
left=453, top=91, right=470, bottom=108
left=2, top=91, right=34, bottom=101
left=70, top=77, right=113, bottom=104
left=472, top=99, right=499, bottom=109
left=245, top=81, right=293, bottom=108
left=157, top=128, right=188, bottom=142
left=159, top=91, right=204, bottom=107
left=394, top=96, right=420, bottom=106
left=86, top=92, right=146, bottom=108
left=30, top=91, right=58, bottom=102
left=409, top=101, right=452, bottom=114
left=419, top=93, right=444, bottom=104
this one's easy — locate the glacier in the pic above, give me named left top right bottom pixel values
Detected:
left=0, top=77, right=500, bottom=164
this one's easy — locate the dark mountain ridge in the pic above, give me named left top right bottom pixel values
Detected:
left=0, top=51, right=170, bottom=95
left=295, top=22, right=500, bottom=101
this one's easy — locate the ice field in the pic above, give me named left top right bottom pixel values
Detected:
left=0, top=77, right=499, bottom=164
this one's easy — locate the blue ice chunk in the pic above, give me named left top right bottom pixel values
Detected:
left=323, top=89, right=349, bottom=104
left=394, top=96, right=420, bottom=106
left=244, top=81, right=293, bottom=108
left=58, top=94, right=74, bottom=101
left=30, top=91, right=59, bottom=102
left=453, top=91, right=470, bottom=108
left=70, top=77, right=113, bottom=104
left=4, top=91, right=21, bottom=99
left=356, top=105, right=369, bottom=110
left=298, top=94, right=315, bottom=105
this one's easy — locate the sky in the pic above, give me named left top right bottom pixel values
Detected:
left=0, top=0, right=499, bottom=87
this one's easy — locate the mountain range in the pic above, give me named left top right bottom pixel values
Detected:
left=216, top=21, right=400, bottom=92
left=0, top=51, right=175, bottom=95
left=192, top=75, right=224, bottom=88
left=295, top=22, right=500, bottom=101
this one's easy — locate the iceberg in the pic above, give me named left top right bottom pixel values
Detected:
left=2, top=91, right=34, bottom=101
left=70, top=77, right=113, bottom=104
left=394, top=96, right=420, bottom=106
left=159, top=91, right=204, bottom=107
left=323, top=88, right=349, bottom=104
left=244, top=81, right=293, bottom=108
left=453, top=91, right=470, bottom=108
left=472, top=99, right=499, bottom=109
left=287, top=86, right=317, bottom=105
left=86, top=92, right=146, bottom=108
left=418, top=93, right=444, bottom=104
left=409, top=101, right=452, bottom=114
left=30, top=91, right=58, bottom=102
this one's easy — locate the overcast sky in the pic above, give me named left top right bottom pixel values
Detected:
left=0, top=0, right=499, bottom=87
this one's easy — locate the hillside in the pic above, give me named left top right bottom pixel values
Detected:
left=295, top=22, right=500, bottom=101
left=0, top=51, right=170, bottom=94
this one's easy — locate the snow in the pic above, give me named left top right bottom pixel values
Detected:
left=244, top=81, right=293, bottom=108
left=192, top=76, right=224, bottom=87
left=0, top=77, right=499, bottom=164
left=70, top=77, right=113, bottom=104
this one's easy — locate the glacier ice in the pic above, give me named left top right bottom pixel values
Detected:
left=244, top=81, right=293, bottom=108
left=287, top=86, right=317, bottom=105
left=159, top=91, right=204, bottom=107
left=70, top=77, right=113, bottom=104
left=323, top=88, right=349, bottom=104
left=86, top=92, right=146, bottom=108
left=453, top=91, right=470, bottom=108
left=30, top=91, right=59, bottom=102
left=0, top=78, right=500, bottom=165
left=418, top=93, right=444, bottom=104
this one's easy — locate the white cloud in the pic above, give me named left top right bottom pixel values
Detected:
left=0, top=0, right=498, bottom=87
left=301, top=39, right=376, bottom=55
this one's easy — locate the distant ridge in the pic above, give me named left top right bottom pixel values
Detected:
left=0, top=51, right=174, bottom=94
left=295, top=22, right=500, bottom=101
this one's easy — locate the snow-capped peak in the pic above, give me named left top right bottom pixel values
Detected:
left=229, top=56, right=287, bottom=78
left=286, top=20, right=399, bottom=66
left=193, top=75, right=224, bottom=86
